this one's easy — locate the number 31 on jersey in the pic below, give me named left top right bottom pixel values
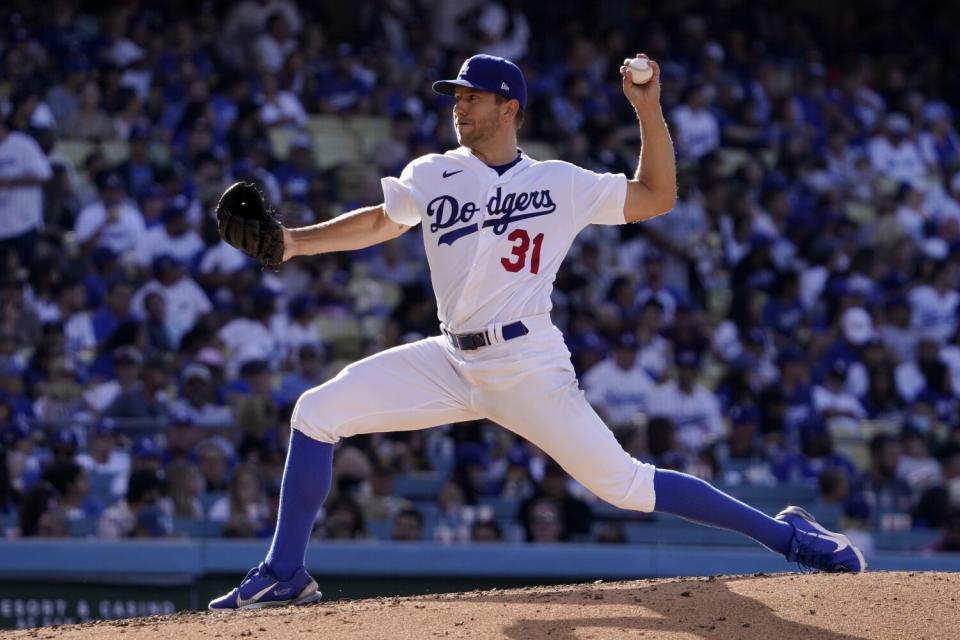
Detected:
left=501, top=229, right=544, bottom=274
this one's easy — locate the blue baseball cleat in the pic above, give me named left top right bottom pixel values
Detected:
left=208, top=563, right=323, bottom=610
left=776, top=506, right=866, bottom=573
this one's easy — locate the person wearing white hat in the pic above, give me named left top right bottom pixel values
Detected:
left=868, top=112, right=928, bottom=186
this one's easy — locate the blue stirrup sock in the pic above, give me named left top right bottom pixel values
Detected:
left=653, top=469, right=794, bottom=555
left=265, top=429, right=334, bottom=581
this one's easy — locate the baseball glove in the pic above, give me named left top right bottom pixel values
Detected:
left=215, top=181, right=285, bottom=270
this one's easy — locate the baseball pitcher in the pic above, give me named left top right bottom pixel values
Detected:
left=210, top=53, right=864, bottom=610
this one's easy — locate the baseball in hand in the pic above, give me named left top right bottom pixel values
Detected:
left=627, top=57, right=653, bottom=85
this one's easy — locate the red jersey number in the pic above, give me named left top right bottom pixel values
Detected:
left=501, top=229, right=545, bottom=274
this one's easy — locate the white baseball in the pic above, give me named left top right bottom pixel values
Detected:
left=627, top=57, right=653, bottom=85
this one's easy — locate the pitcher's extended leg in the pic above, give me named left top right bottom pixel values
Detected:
left=482, top=365, right=862, bottom=571
left=653, top=468, right=792, bottom=554
left=210, top=337, right=480, bottom=610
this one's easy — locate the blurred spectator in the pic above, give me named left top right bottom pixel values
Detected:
left=0, top=117, right=52, bottom=270
left=912, top=486, right=951, bottom=530
left=434, top=479, right=471, bottom=543
left=867, top=113, right=927, bottom=186
left=855, top=434, right=914, bottom=530
left=91, top=280, right=137, bottom=347
left=470, top=519, right=502, bottom=543
left=105, top=352, right=170, bottom=420
left=42, top=461, right=102, bottom=520
left=879, top=296, right=915, bottom=364
left=908, top=261, right=959, bottom=344
left=136, top=198, right=205, bottom=268
left=897, top=428, right=942, bottom=492
left=73, top=171, right=146, bottom=257
left=132, top=255, right=213, bottom=349
left=635, top=248, right=680, bottom=325
left=17, top=481, right=67, bottom=538
left=895, top=336, right=952, bottom=405
left=519, top=461, right=591, bottom=542
left=196, top=438, right=233, bottom=493
left=358, top=462, right=412, bottom=523
left=928, top=509, right=960, bottom=552
left=582, top=332, right=655, bottom=429
left=210, top=464, right=270, bottom=537
left=218, top=287, right=280, bottom=376
left=164, top=411, right=202, bottom=466
left=0, top=270, right=41, bottom=349
left=61, top=80, right=115, bottom=141
left=115, top=125, right=159, bottom=198
left=390, top=507, right=423, bottom=541
left=45, top=429, right=80, bottom=465
left=76, top=419, right=129, bottom=501
left=812, top=358, right=867, bottom=436
left=649, top=351, right=724, bottom=453
left=918, top=103, right=960, bottom=177
left=276, top=343, right=326, bottom=408
left=772, top=420, right=858, bottom=485
left=320, top=494, right=367, bottom=540
left=97, top=468, right=172, bottom=538
left=253, top=11, right=297, bottom=74
left=521, top=497, right=563, bottom=543
left=713, top=404, right=772, bottom=484
left=818, top=468, right=851, bottom=508
left=86, top=346, right=143, bottom=414
left=643, top=416, right=688, bottom=472
left=32, top=358, right=89, bottom=425
left=671, top=85, right=720, bottom=160
left=165, top=459, right=204, bottom=519
left=130, top=436, right=164, bottom=475
left=258, top=73, right=308, bottom=129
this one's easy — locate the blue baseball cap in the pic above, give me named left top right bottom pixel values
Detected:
left=432, top=54, right=527, bottom=108
left=132, top=436, right=161, bottom=459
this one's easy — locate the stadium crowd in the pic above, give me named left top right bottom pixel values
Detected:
left=1, top=0, right=960, bottom=554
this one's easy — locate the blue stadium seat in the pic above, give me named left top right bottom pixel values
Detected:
left=199, top=492, right=227, bottom=516
left=68, top=517, right=98, bottom=538
left=89, top=471, right=120, bottom=504
left=366, top=519, right=392, bottom=540
left=873, top=529, right=940, bottom=551
left=172, top=517, right=224, bottom=538
left=392, top=473, right=447, bottom=501
left=479, top=497, right=523, bottom=520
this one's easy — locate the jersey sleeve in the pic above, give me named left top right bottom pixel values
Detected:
left=380, top=162, right=424, bottom=227
left=570, top=165, right=628, bottom=230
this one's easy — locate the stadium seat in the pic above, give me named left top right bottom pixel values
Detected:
left=199, top=492, right=227, bottom=516
left=89, top=471, right=121, bottom=504
left=366, top=518, right=392, bottom=540
left=307, top=116, right=363, bottom=168
left=873, top=529, right=940, bottom=552
left=172, top=517, right=224, bottom=538
left=479, top=496, right=523, bottom=520
left=68, top=517, right=98, bottom=538
left=392, top=473, right=447, bottom=501
left=346, top=116, right=392, bottom=156
left=519, top=140, right=558, bottom=160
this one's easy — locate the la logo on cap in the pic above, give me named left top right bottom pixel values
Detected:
left=501, top=82, right=510, bottom=91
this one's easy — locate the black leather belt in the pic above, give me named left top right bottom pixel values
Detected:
left=444, top=321, right=529, bottom=351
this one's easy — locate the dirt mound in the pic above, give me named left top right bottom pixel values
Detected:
left=5, top=572, right=957, bottom=640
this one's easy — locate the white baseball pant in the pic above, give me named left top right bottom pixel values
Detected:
left=291, top=313, right=656, bottom=512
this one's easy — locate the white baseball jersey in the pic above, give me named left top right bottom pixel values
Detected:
left=0, top=131, right=52, bottom=239
left=292, top=146, right=658, bottom=515
left=381, top=146, right=626, bottom=333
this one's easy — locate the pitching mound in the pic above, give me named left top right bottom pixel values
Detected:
left=6, top=571, right=958, bottom=640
